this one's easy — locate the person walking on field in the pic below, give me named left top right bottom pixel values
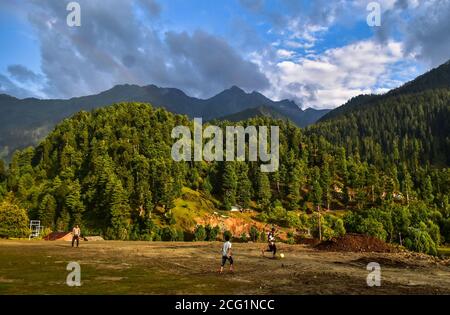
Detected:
left=72, top=225, right=81, bottom=247
left=262, top=227, right=277, bottom=258
left=220, top=234, right=234, bottom=274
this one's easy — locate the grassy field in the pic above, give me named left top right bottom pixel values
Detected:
left=0, top=240, right=449, bottom=295
left=438, top=246, right=450, bottom=258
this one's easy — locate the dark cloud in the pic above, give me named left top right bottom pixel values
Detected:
left=15, top=0, right=268, bottom=99
left=373, top=0, right=450, bottom=67
left=0, top=74, right=35, bottom=98
left=165, top=30, right=269, bottom=95
left=139, top=0, right=161, bottom=17
left=7, top=64, right=41, bottom=83
left=239, top=0, right=264, bottom=13
left=403, top=0, right=450, bottom=67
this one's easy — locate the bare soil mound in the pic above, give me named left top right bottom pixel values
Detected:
left=43, top=232, right=72, bottom=241
left=315, top=233, right=398, bottom=253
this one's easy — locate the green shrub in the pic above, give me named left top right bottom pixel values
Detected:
left=286, top=231, right=295, bottom=244
left=333, top=218, right=346, bottom=237
left=205, top=225, right=219, bottom=241
left=260, top=230, right=266, bottom=242
left=256, top=212, right=269, bottom=223
left=286, top=211, right=301, bottom=228
left=240, top=233, right=248, bottom=242
left=152, top=226, right=162, bottom=241
left=223, top=230, right=232, bottom=241
left=343, top=211, right=363, bottom=233
left=250, top=225, right=259, bottom=242
left=442, top=218, right=450, bottom=243
left=194, top=225, right=207, bottom=241
left=161, top=227, right=178, bottom=241
left=359, top=217, right=387, bottom=241
left=405, top=227, right=437, bottom=256
left=426, top=220, right=441, bottom=245
left=176, top=230, right=185, bottom=241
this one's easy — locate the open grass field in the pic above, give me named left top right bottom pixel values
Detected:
left=0, top=240, right=449, bottom=295
left=438, top=246, right=450, bottom=258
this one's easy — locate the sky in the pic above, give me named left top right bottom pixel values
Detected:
left=0, top=0, right=449, bottom=109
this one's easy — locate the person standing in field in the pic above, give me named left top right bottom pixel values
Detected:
left=220, top=234, right=234, bottom=273
left=262, top=227, right=277, bottom=258
left=72, top=225, right=81, bottom=247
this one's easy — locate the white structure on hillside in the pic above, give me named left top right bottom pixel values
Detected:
left=29, top=220, right=44, bottom=240
left=230, top=205, right=242, bottom=212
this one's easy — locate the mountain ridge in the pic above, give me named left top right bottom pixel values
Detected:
left=320, top=59, right=450, bottom=122
left=0, top=84, right=330, bottom=160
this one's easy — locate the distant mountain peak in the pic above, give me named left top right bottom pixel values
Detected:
left=229, top=85, right=244, bottom=91
left=278, top=99, right=300, bottom=109
left=222, top=85, right=246, bottom=95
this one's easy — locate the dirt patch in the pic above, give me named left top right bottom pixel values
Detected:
left=350, top=256, right=423, bottom=268
left=1, top=240, right=449, bottom=294
left=94, top=276, right=125, bottom=281
left=0, top=277, right=15, bottom=283
left=296, top=237, right=320, bottom=246
left=315, top=234, right=398, bottom=253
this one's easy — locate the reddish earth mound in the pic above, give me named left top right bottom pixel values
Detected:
left=315, top=233, right=398, bottom=253
left=44, top=232, right=72, bottom=241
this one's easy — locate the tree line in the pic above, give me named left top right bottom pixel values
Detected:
left=0, top=102, right=448, bottom=255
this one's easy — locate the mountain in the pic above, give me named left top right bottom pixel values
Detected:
left=319, top=59, right=450, bottom=122
left=203, top=86, right=330, bottom=125
left=308, top=59, right=450, bottom=168
left=0, top=85, right=328, bottom=160
left=216, top=105, right=291, bottom=122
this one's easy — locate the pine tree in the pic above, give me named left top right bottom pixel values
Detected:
left=65, top=180, right=85, bottom=226
left=39, top=194, right=57, bottom=229
left=422, top=175, right=434, bottom=204
left=221, top=163, right=237, bottom=210
left=312, top=180, right=323, bottom=211
left=320, top=161, right=332, bottom=210
left=236, top=163, right=252, bottom=208
left=0, top=160, right=6, bottom=182
left=257, top=171, right=271, bottom=210
left=106, top=175, right=131, bottom=240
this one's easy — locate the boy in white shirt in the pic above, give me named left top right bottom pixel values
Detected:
left=220, top=234, right=234, bottom=273
left=72, top=225, right=81, bottom=247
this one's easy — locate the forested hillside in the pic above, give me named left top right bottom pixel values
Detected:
left=308, top=89, right=450, bottom=167
left=0, top=102, right=448, bottom=255
left=319, top=60, right=450, bottom=122
left=0, top=85, right=328, bottom=161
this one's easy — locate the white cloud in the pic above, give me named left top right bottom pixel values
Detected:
left=260, top=40, right=409, bottom=109
left=276, top=49, right=295, bottom=59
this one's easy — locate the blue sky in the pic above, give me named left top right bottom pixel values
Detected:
left=0, top=0, right=449, bottom=109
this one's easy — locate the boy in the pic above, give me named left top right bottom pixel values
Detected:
left=262, top=227, right=277, bottom=258
left=220, top=234, right=234, bottom=273
left=72, top=225, right=81, bottom=247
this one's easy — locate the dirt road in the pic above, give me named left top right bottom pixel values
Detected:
left=0, top=240, right=449, bottom=294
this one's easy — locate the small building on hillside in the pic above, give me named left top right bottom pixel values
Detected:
left=230, top=205, right=242, bottom=212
